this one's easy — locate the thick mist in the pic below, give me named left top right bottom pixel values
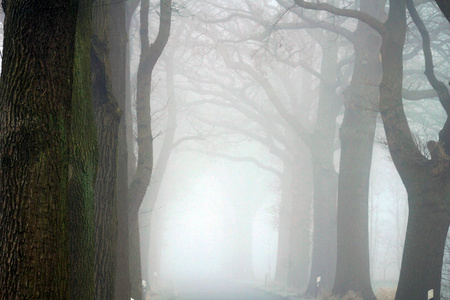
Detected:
left=0, top=0, right=449, bottom=299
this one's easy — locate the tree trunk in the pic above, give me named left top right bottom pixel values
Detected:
left=0, top=1, right=78, bottom=298
left=305, top=33, right=339, bottom=297
left=141, top=54, right=178, bottom=288
left=108, top=0, right=132, bottom=298
left=378, top=4, right=450, bottom=298
left=306, top=163, right=337, bottom=295
left=396, top=187, right=449, bottom=299
left=333, top=125, right=376, bottom=299
left=128, top=1, right=172, bottom=298
left=332, top=2, right=382, bottom=298
left=93, top=0, right=122, bottom=297
left=68, top=0, right=97, bottom=298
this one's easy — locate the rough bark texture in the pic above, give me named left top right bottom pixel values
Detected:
left=93, top=0, right=122, bottom=298
left=129, top=1, right=172, bottom=298
left=305, top=35, right=339, bottom=296
left=0, top=1, right=78, bottom=298
left=108, top=0, right=132, bottom=298
left=396, top=182, right=449, bottom=299
left=69, top=0, right=97, bottom=298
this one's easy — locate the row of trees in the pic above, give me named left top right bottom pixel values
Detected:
left=144, top=0, right=449, bottom=299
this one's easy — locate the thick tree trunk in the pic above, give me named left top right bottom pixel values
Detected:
left=0, top=1, right=78, bottom=298
left=332, top=2, right=382, bottom=298
left=306, top=164, right=337, bottom=295
left=378, top=0, right=450, bottom=297
left=333, top=126, right=376, bottom=300
left=108, top=0, right=132, bottom=298
left=93, top=0, right=122, bottom=298
left=68, top=0, right=97, bottom=298
left=396, top=189, right=449, bottom=300
left=305, top=34, right=339, bottom=297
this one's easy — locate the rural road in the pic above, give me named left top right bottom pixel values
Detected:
left=173, top=279, right=289, bottom=300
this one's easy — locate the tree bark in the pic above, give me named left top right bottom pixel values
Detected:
left=93, top=0, right=122, bottom=298
left=0, top=0, right=79, bottom=298
left=396, top=183, right=449, bottom=299
left=69, top=0, right=97, bottom=298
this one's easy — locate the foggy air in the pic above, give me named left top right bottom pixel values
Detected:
left=0, top=1, right=449, bottom=300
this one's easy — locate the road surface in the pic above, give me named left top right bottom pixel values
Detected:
left=172, top=279, right=288, bottom=300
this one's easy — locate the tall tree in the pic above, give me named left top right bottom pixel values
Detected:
left=69, top=0, right=97, bottom=298
left=386, top=0, right=450, bottom=298
left=289, top=0, right=384, bottom=297
left=128, top=0, right=172, bottom=298
left=141, top=49, right=178, bottom=288
left=292, top=0, right=450, bottom=297
left=92, top=0, right=122, bottom=298
left=108, top=0, right=132, bottom=298
left=0, top=0, right=79, bottom=298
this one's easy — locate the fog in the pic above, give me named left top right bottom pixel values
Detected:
left=129, top=0, right=450, bottom=298
left=0, top=0, right=449, bottom=299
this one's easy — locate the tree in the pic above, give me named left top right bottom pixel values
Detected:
left=128, top=0, right=172, bottom=298
left=292, top=0, right=449, bottom=298
left=0, top=0, right=79, bottom=298
left=383, top=0, right=450, bottom=298
left=69, top=0, right=97, bottom=298
left=92, top=0, right=122, bottom=298
left=141, top=48, right=178, bottom=288
left=108, top=0, right=132, bottom=297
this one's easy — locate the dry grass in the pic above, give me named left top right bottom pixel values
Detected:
left=375, top=287, right=396, bottom=300
left=318, top=290, right=363, bottom=300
